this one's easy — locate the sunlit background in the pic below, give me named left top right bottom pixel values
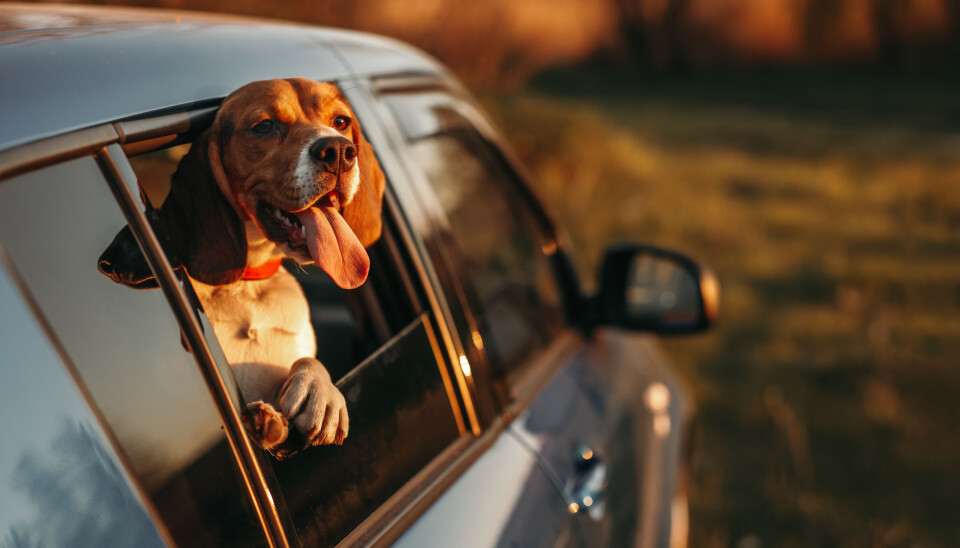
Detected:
left=35, top=0, right=960, bottom=545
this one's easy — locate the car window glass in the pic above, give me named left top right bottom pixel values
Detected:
left=384, top=93, right=563, bottom=392
left=128, top=135, right=464, bottom=545
left=0, top=157, right=268, bottom=548
left=0, top=263, right=168, bottom=548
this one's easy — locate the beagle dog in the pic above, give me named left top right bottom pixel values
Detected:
left=99, top=79, right=385, bottom=457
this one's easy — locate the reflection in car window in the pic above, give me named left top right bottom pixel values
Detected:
left=0, top=263, right=167, bottom=548
left=0, top=158, right=267, bottom=547
left=385, top=93, right=563, bottom=392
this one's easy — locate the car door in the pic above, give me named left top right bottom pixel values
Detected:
left=364, top=77, right=687, bottom=547
left=508, top=333, right=689, bottom=548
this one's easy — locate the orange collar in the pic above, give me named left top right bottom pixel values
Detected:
left=242, top=258, right=283, bottom=280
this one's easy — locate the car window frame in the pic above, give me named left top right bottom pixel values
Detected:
left=0, top=84, right=503, bottom=545
left=117, top=102, right=480, bottom=544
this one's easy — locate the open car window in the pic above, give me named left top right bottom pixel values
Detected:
left=124, top=107, right=465, bottom=544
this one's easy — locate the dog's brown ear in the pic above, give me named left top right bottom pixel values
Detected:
left=343, top=124, right=385, bottom=248
left=156, top=128, right=247, bottom=285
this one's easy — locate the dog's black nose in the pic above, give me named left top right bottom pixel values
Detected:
left=310, top=136, right=357, bottom=174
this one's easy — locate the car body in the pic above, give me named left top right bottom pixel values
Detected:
left=0, top=5, right=716, bottom=547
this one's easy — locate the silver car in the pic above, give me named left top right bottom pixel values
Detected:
left=0, top=5, right=717, bottom=547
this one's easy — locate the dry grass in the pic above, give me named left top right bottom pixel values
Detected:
left=482, top=75, right=960, bottom=546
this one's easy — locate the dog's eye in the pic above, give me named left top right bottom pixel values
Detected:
left=251, top=120, right=276, bottom=135
left=333, top=116, right=351, bottom=131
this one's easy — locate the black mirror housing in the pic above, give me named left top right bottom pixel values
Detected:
left=596, top=244, right=719, bottom=334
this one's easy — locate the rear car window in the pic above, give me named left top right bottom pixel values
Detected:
left=0, top=157, right=268, bottom=547
left=383, top=91, right=564, bottom=395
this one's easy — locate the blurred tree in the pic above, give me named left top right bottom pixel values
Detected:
left=612, top=0, right=691, bottom=70
left=803, top=0, right=846, bottom=59
left=663, top=0, right=692, bottom=71
left=873, top=0, right=905, bottom=66
left=613, top=0, right=651, bottom=62
left=946, top=0, right=960, bottom=57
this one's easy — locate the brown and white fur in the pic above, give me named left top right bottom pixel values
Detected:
left=99, top=79, right=385, bottom=456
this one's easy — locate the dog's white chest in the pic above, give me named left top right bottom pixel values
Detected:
left=192, top=268, right=316, bottom=370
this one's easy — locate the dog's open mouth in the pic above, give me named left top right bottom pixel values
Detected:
left=257, top=192, right=341, bottom=247
left=255, top=192, right=369, bottom=289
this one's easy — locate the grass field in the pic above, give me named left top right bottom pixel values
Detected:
left=482, top=68, right=960, bottom=547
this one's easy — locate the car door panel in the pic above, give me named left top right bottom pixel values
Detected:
left=393, top=429, right=578, bottom=548
left=512, top=331, right=686, bottom=548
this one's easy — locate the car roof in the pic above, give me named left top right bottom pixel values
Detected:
left=0, top=4, right=447, bottom=151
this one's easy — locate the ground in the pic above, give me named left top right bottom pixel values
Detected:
left=483, top=66, right=960, bottom=547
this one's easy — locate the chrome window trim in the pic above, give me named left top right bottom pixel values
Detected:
left=0, top=125, right=118, bottom=182
left=0, top=104, right=218, bottom=183
left=114, top=106, right=218, bottom=144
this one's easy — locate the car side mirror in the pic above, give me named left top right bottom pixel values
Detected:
left=597, top=244, right=719, bottom=333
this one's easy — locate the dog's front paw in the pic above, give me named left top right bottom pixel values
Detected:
left=242, top=400, right=289, bottom=450
left=277, top=357, right=349, bottom=446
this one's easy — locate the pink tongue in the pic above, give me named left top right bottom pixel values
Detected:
left=295, top=206, right=370, bottom=289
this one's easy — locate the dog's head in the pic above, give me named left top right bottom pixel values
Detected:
left=99, top=79, right=386, bottom=289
